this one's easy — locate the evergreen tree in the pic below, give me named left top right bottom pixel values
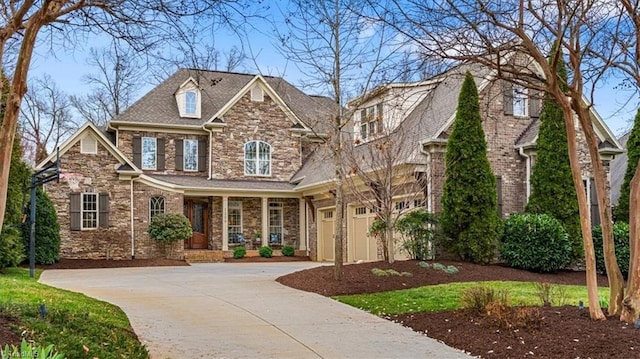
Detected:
left=440, top=71, right=502, bottom=263
left=23, top=187, right=60, bottom=265
left=526, top=54, right=582, bottom=260
left=614, top=108, right=640, bottom=223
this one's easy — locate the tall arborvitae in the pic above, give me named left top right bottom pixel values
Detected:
left=615, top=108, right=640, bottom=223
left=440, top=71, right=502, bottom=263
left=526, top=53, right=582, bottom=260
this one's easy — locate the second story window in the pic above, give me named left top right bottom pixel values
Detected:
left=185, top=91, right=197, bottom=115
left=244, top=140, right=271, bottom=176
left=184, top=139, right=198, bottom=171
left=512, top=85, right=528, bottom=117
left=359, top=103, right=383, bottom=141
left=142, top=137, right=157, bottom=170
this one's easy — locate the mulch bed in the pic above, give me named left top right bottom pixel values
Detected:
left=0, top=316, right=22, bottom=347
left=277, top=259, right=638, bottom=358
left=224, top=256, right=310, bottom=262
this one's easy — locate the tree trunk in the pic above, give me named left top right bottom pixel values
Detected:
left=558, top=102, right=606, bottom=320
left=386, top=224, right=394, bottom=264
left=573, top=101, right=625, bottom=316
left=621, top=162, right=640, bottom=323
left=334, top=161, right=344, bottom=280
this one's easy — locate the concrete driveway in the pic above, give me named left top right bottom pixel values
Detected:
left=40, top=262, right=472, bottom=359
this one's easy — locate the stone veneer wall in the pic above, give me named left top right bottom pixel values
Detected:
left=118, top=130, right=208, bottom=176
left=46, top=139, right=132, bottom=259
left=132, top=182, right=184, bottom=258
left=210, top=91, right=303, bottom=181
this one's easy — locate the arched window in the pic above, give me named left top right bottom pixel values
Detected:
left=149, top=196, right=166, bottom=220
left=244, top=141, right=271, bottom=176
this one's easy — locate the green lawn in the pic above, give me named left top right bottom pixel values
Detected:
left=0, top=268, right=148, bottom=358
left=335, top=281, right=610, bottom=315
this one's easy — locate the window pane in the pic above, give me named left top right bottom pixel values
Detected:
left=513, top=86, right=527, bottom=117
left=185, top=91, right=196, bottom=114
left=142, top=137, right=157, bottom=169
left=150, top=196, right=165, bottom=220
left=228, top=203, right=243, bottom=243
left=258, top=142, right=270, bottom=175
left=269, top=207, right=283, bottom=245
left=82, top=193, right=98, bottom=229
left=245, top=142, right=256, bottom=174
left=184, top=139, right=198, bottom=171
left=361, top=123, right=368, bottom=139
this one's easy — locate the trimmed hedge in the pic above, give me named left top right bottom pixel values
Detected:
left=259, top=246, right=273, bottom=258
left=281, top=245, right=295, bottom=257
left=500, top=213, right=572, bottom=273
left=148, top=213, right=193, bottom=244
left=592, top=222, right=629, bottom=279
left=233, top=246, right=246, bottom=259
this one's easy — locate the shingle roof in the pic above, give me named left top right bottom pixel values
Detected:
left=610, top=132, right=629, bottom=206
left=515, top=118, right=539, bottom=148
left=112, top=69, right=333, bottom=133
left=149, top=174, right=296, bottom=192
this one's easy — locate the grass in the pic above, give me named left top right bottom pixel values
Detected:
left=335, top=281, right=610, bottom=316
left=0, top=268, right=148, bottom=358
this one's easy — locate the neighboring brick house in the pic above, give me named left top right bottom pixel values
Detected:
left=39, top=63, right=623, bottom=262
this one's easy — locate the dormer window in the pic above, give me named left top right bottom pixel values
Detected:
left=185, top=91, right=197, bottom=115
left=358, top=103, right=383, bottom=142
left=176, top=78, right=201, bottom=118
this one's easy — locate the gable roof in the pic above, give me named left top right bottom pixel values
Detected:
left=110, top=69, right=333, bottom=134
left=36, top=122, right=140, bottom=173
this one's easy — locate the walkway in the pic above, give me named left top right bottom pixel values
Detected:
left=40, top=262, right=472, bottom=359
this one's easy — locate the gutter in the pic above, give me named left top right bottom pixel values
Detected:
left=130, top=178, right=135, bottom=259
left=518, top=146, right=532, bottom=201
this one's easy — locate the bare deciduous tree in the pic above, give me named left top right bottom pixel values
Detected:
left=20, top=74, right=78, bottom=164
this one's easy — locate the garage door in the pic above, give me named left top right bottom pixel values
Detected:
left=319, top=208, right=335, bottom=261
left=350, top=206, right=379, bottom=262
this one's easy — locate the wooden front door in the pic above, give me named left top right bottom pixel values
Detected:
left=184, top=199, right=209, bottom=249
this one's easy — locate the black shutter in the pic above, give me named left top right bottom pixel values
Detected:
left=99, top=192, right=109, bottom=228
left=376, top=103, right=384, bottom=132
left=529, top=90, right=541, bottom=118
left=70, top=193, right=81, bottom=231
left=175, top=139, right=184, bottom=171
left=503, top=81, right=513, bottom=115
left=590, top=178, right=600, bottom=226
left=198, top=140, right=206, bottom=172
left=496, top=176, right=503, bottom=217
left=132, top=137, right=142, bottom=167
left=157, top=138, right=165, bottom=170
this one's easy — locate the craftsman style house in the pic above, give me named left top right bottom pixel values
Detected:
left=40, top=63, right=623, bottom=262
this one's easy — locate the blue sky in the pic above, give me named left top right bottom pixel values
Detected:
left=28, top=12, right=637, bottom=137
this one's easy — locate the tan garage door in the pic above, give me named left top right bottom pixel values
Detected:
left=319, top=208, right=335, bottom=261
left=350, top=206, right=379, bottom=262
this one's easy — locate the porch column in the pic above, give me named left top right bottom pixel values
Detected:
left=222, top=196, right=229, bottom=251
left=298, top=198, right=306, bottom=250
left=261, top=197, right=269, bottom=247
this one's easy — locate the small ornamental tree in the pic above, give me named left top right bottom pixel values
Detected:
left=440, top=71, right=502, bottom=263
left=395, top=209, right=439, bottom=260
left=23, top=187, right=61, bottom=265
left=615, top=108, right=640, bottom=223
left=526, top=52, right=582, bottom=260
left=148, top=213, right=193, bottom=258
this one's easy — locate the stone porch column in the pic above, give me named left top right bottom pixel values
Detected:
left=261, top=197, right=269, bottom=247
left=222, top=196, right=229, bottom=251
left=299, top=198, right=306, bottom=250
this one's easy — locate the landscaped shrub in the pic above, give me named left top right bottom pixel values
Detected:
left=259, top=246, right=273, bottom=258
left=592, top=222, right=630, bottom=278
left=22, top=188, right=60, bottom=265
left=396, top=209, right=438, bottom=260
left=148, top=213, right=193, bottom=258
left=281, top=245, right=295, bottom=257
left=0, top=226, right=25, bottom=269
left=500, top=213, right=572, bottom=273
left=460, top=286, right=509, bottom=314
left=233, top=246, right=246, bottom=259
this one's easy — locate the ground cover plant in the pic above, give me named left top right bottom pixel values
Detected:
left=277, top=259, right=638, bottom=358
left=0, top=268, right=148, bottom=358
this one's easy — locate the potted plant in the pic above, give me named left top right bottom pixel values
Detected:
left=253, top=230, right=262, bottom=244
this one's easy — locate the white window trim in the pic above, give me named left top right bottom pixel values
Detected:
left=244, top=140, right=272, bottom=176
left=183, top=139, right=198, bottom=172
left=176, top=84, right=201, bottom=118
left=185, top=91, right=198, bottom=116
left=149, top=196, right=166, bottom=221
left=268, top=202, right=284, bottom=245
left=81, top=192, right=98, bottom=230
left=80, top=135, right=98, bottom=154
left=356, top=104, right=383, bottom=144
left=141, top=137, right=157, bottom=170
left=228, top=201, right=243, bottom=243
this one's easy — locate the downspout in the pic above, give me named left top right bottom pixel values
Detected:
left=206, top=128, right=213, bottom=179
left=107, top=122, right=119, bottom=148
left=305, top=202, right=310, bottom=256
left=519, top=147, right=531, bottom=201
left=130, top=178, right=135, bottom=259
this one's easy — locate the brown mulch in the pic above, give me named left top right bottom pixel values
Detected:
left=32, top=258, right=190, bottom=269
left=277, top=260, right=638, bottom=359
left=0, top=316, right=22, bottom=347
left=224, top=256, right=311, bottom=262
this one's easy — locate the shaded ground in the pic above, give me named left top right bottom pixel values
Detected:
left=277, top=260, right=637, bottom=359
left=34, top=258, right=190, bottom=269
left=0, top=316, right=22, bottom=347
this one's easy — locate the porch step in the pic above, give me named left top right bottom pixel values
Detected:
left=184, top=250, right=225, bottom=263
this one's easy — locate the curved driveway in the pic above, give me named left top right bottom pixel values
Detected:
left=40, top=263, right=472, bottom=359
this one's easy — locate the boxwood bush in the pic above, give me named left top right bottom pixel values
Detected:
left=233, top=246, right=246, bottom=259
left=500, top=213, right=572, bottom=273
left=148, top=213, right=193, bottom=244
left=281, top=245, right=295, bottom=257
left=592, top=222, right=630, bottom=279
left=259, top=246, right=273, bottom=258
